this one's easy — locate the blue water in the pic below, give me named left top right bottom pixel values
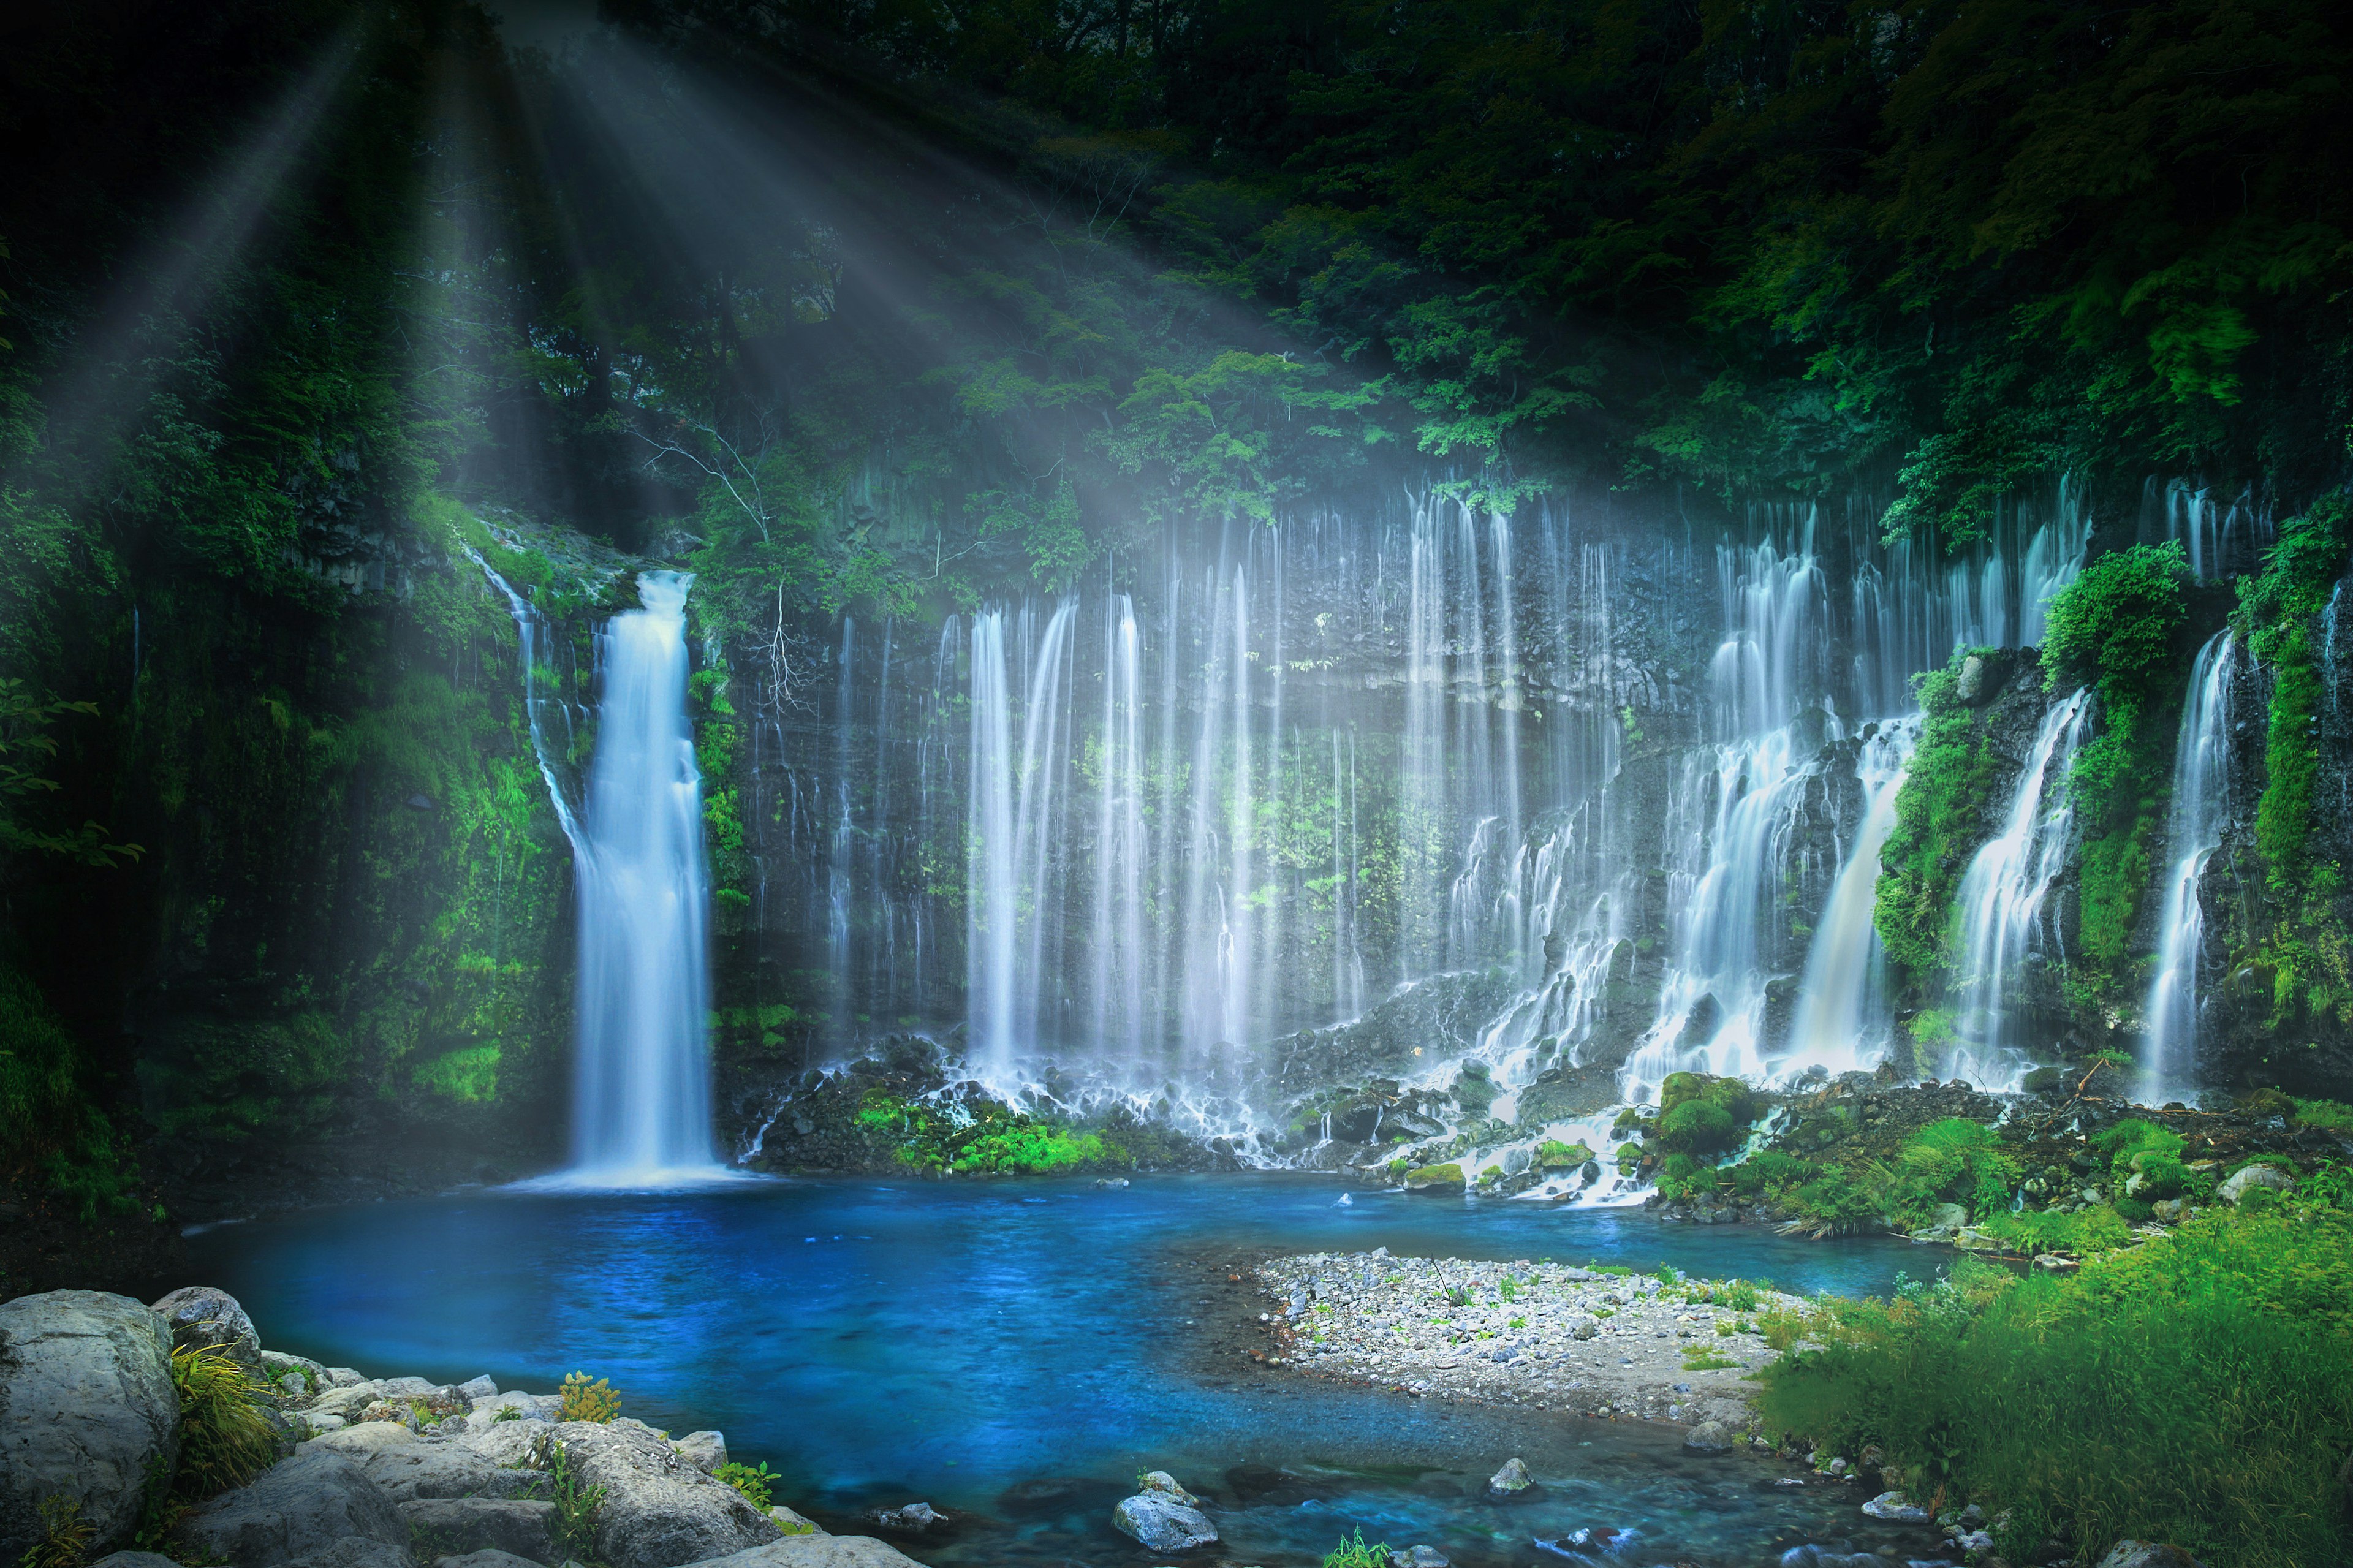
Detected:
left=190, top=1174, right=1946, bottom=1566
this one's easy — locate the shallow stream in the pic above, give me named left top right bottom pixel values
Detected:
left=191, top=1174, right=1952, bottom=1566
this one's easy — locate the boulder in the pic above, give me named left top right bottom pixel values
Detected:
left=0, top=1290, right=181, bottom=1561
left=1137, top=1470, right=1199, bottom=1504
left=672, top=1432, right=727, bottom=1474
left=1485, top=1457, right=1537, bottom=1499
left=2218, top=1164, right=2295, bottom=1205
left=1569, top=1317, right=1599, bottom=1341
left=1402, top=1163, right=1465, bottom=1192
left=433, top=1553, right=545, bottom=1568
left=1110, top=1492, right=1218, bottom=1552
left=455, top=1376, right=499, bottom=1401
left=179, top=1451, right=408, bottom=1567
left=529, top=1420, right=779, bottom=1568
left=301, top=1425, right=542, bottom=1502
left=1859, top=1491, right=1930, bottom=1522
left=675, top=1539, right=928, bottom=1568
left=1681, top=1422, right=1734, bottom=1455
left=150, top=1287, right=263, bottom=1371
left=398, top=1498, right=556, bottom=1562
left=863, top=1502, right=947, bottom=1539
left=1404, top=1550, right=1450, bottom=1568
left=2093, top=1545, right=2205, bottom=1568
left=263, top=1351, right=329, bottom=1388
left=88, top=1555, right=183, bottom=1568
left=284, top=1540, right=413, bottom=1568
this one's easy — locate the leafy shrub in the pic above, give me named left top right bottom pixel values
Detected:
left=713, top=1460, right=776, bottom=1508
left=2294, top=1097, right=2353, bottom=1133
left=1727, top=1281, right=1760, bottom=1313
left=169, top=1345, right=278, bottom=1503
left=1884, top=1118, right=2020, bottom=1224
left=558, top=1371, right=620, bottom=1423
left=1757, top=1212, right=2353, bottom=1568
left=949, top=1125, right=1126, bottom=1174
left=1787, top=1167, right=1885, bottom=1237
left=1980, top=1205, right=2132, bottom=1257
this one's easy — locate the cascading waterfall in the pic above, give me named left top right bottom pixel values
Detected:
left=1786, top=718, right=1918, bottom=1075
left=567, top=572, right=722, bottom=1182
left=2140, top=632, right=2237, bottom=1104
left=1947, top=689, right=2094, bottom=1089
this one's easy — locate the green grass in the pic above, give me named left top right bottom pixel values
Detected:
left=168, top=1345, right=278, bottom=1504
left=1757, top=1208, right=2353, bottom=1567
left=1322, top=1528, right=1390, bottom=1567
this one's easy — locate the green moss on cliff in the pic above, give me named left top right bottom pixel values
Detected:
left=1875, top=650, right=2012, bottom=980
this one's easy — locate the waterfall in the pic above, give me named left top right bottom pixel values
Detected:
left=567, top=572, right=722, bottom=1183
left=1619, top=532, right=1830, bottom=1101
left=1947, top=688, right=2093, bottom=1088
left=1785, top=718, right=1917, bottom=1076
left=2140, top=632, right=2237, bottom=1104
left=1088, top=594, right=1147, bottom=1057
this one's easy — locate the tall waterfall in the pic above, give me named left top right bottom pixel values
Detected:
left=1786, top=718, right=1918, bottom=1075
left=567, top=573, right=722, bottom=1182
left=2140, top=632, right=2237, bottom=1103
left=1948, top=689, right=2093, bottom=1088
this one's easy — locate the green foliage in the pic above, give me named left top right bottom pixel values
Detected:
left=1980, top=1205, right=2133, bottom=1258
left=2042, top=544, right=2193, bottom=708
left=2294, top=1098, right=2353, bottom=1133
left=1758, top=1213, right=2353, bottom=1568
left=558, top=1372, right=621, bottom=1425
left=1881, top=1118, right=2021, bottom=1227
left=1654, top=1099, right=1737, bottom=1155
left=538, top=1438, right=607, bottom=1563
left=1876, top=652, right=2014, bottom=980
left=18, top=1494, right=93, bottom=1568
left=712, top=1460, right=776, bottom=1509
left=1788, top=1167, right=1886, bottom=1239
left=949, top=1125, right=1125, bottom=1175
left=1726, top=1281, right=1760, bottom=1314
left=137, top=1015, right=349, bottom=1144
left=1321, top=1528, right=1390, bottom=1568
left=1534, top=1138, right=1593, bottom=1170
left=0, top=680, right=140, bottom=866
left=169, top=1346, right=277, bottom=1504
left=859, top=1092, right=1132, bottom=1175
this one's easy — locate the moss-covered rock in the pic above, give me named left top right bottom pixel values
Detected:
left=1402, top=1162, right=1465, bottom=1192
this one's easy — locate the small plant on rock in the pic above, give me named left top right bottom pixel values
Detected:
left=20, top=1494, right=94, bottom=1568
left=714, top=1460, right=777, bottom=1508
left=1322, top=1528, right=1390, bottom=1567
left=559, top=1371, right=621, bottom=1423
left=535, top=1438, right=607, bottom=1561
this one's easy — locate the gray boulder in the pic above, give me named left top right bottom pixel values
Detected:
left=179, top=1451, right=407, bottom=1567
left=1110, top=1492, right=1218, bottom=1552
left=284, top=1540, right=414, bottom=1568
left=300, top=1425, right=541, bottom=1502
left=455, top=1376, right=499, bottom=1401
left=0, top=1290, right=181, bottom=1561
left=2218, top=1164, right=2295, bottom=1205
left=398, top=1498, right=556, bottom=1562
left=676, top=1540, right=926, bottom=1568
left=1681, top=1421, right=1734, bottom=1454
left=150, top=1287, right=262, bottom=1371
left=263, top=1351, right=328, bottom=1390
left=672, top=1431, right=727, bottom=1474
left=434, top=1554, right=544, bottom=1568
left=529, top=1420, right=779, bottom=1568
left=2093, top=1545, right=2205, bottom=1568
left=87, top=1555, right=184, bottom=1568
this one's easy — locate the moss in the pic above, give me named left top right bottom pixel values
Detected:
left=1402, top=1161, right=1464, bottom=1190
left=1534, top=1138, right=1593, bottom=1169
left=411, top=1044, right=500, bottom=1103
left=1655, top=1097, right=1737, bottom=1153
left=1875, top=650, right=2015, bottom=980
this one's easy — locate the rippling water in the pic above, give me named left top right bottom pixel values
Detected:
left=190, top=1174, right=1950, bottom=1566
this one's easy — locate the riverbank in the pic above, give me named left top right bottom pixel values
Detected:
left=1230, top=1249, right=1806, bottom=1433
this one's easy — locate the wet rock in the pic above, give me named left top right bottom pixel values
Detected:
left=396, top=1498, right=556, bottom=1562
left=1138, top=1471, right=1200, bottom=1504
left=1955, top=654, right=1987, bottom=702
left=1860, top=1491, right=1929, bottom=1521
left=864, top=1502, right=951, bottom=1539
left=180, top=1451, right=408, bottom=1567
left=1405, top=1548, right=1450, bottom=1567
left=2218, top=1164, right=2295, bottom=1205
left=1403, top=1162, right=1464, bottom=1192
left=87, top=1556, right=183, bottom=1568
left=1682, top=1421, right=1735, bottom=1455
left=455, top=1376, right=498, bottom=1401
left=2093, top=1544, right=2206, bottom=1568
left=1110, top=1491, right=1218, bottom=1552
left=0, top=1290, right=181, bottom=1562
left=1485, top=1456, right=1538, bottom=1499
left=151, top=1285, right=263, bottom=1371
